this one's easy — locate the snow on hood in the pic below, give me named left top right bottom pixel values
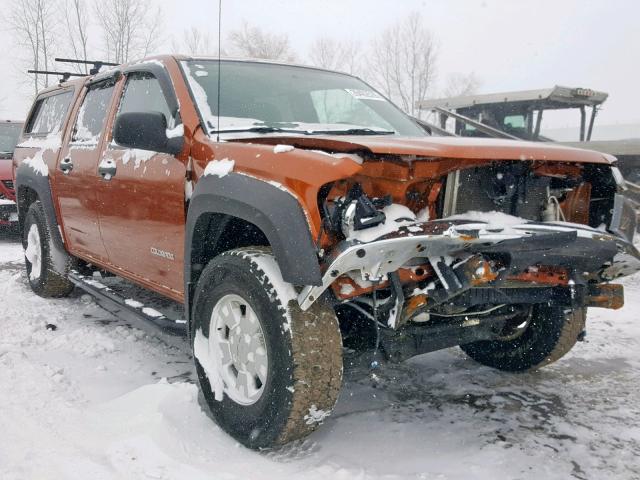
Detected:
left=231, top=134, right=615, bottom=165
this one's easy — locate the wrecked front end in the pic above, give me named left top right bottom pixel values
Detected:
left=302, top=153, right=640, bottom=362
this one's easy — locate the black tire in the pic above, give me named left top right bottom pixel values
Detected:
left=22, top=200, right=74, bottom=297
left=191, top=247, right=343, bottom=449
left=460, top=305, right=586, bottom=372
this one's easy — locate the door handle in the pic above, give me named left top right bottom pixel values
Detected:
left=98, top=158, right=117, bottom=181
left=59, top=157, right=73, bottom=174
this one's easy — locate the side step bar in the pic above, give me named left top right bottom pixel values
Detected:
left=68, top=271, right=187, bottom=336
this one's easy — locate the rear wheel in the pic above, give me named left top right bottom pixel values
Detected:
left=22, top=201, right=74, bottom=297
left=192, top=247, right=343, bottom=449
left=460, top=305, right=586, bottom=372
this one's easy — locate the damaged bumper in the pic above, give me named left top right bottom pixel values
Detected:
left=298, top=219, right=640, bottom=311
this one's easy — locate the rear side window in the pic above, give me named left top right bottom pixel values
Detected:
left=25, top=91, right=73, bottom=135
left=72, top=81, right=115, bottom=143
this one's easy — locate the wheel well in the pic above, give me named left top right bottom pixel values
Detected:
left=17, top=186, right=38, bottom=230
left=189, top=213, right=270, bottom=286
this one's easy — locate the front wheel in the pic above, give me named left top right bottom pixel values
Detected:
left=192, top=247, right=343, bottom=449
left=460, top=305, right=586, bottom=372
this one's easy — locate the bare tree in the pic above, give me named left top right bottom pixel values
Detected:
left=443, top=72, right=481, bottom=97
left=172, top=27, right=215, bottom=55
left=94, top=0, right=164, bottom=63
left=367, top=12, right=437, bottom=117
left=63, top=0, right=91, bottom=73
left=8, top=0, right=58, bottom=94
left=308, top=37, right=361, bottom=74
left=227, top=22, right=296, bottom=61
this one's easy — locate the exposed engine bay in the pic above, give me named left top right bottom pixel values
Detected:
left=302, top=155, right=640, bottom=360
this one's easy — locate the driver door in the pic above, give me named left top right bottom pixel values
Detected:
left=96, top=70, right=187, bottom=300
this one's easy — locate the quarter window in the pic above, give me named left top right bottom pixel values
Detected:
left=25, top=91, right=73, bottom=135
left=72, top=81, right=115, bottom=143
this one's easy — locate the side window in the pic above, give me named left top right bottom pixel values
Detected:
left=117, top=73, right=173, bottom=128
left=72, top=81, right=115, bottom=143
left=503, top=114, right=525, bottom=129
left=25, top=91, right=73, bottom=135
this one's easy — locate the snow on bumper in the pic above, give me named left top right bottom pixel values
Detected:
left=298, top=220, right=640, bottom=311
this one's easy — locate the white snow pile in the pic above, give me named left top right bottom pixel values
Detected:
left=236, top=250, right=297, bottom=335
left=193, top=327, right=225, bottom=401
left=24, top=227, right=41, bottom=281
left=121, top=149, right=157, bottom=169
left=310, top=150, right=364, bottom=165
left=124, top=298, right=144, bottom=308
left=0, top=237, right=639, bottom=478
left=17, top=133, right=62, bottom=177
left=304, top=404, right=331, bottom=425
left=166, top=124, right=184, bottom=139
left=182, top=62, right=215, bottom=124
left=203, top=158, right=235, bottom=178
left=273, top=144, right=295, bottom=154
left=339, top=283, right=356, bottom=296
left=142, top=307, right=164, bottom=318
left=445, top=210, right=527, bottom=229
left=347, top=203, right=417, bottom=243
left=185, top=179, right=194, bottom=200
left=137, top=58, right=164, bottom=68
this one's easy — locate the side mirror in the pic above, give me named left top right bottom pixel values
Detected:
left=113, top=111, right=184, bottom=156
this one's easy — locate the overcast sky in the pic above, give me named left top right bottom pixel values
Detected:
left=1, top=0, right=639, bottom=129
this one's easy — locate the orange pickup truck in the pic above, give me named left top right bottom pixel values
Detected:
left=13, top=55, right=640, bottom=448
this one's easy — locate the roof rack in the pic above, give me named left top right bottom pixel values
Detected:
left=27, top=69, right=86, bottom=85
left=55, top=58, right=119, bottom=75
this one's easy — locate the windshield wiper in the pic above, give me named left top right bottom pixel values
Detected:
left=313, top=128, right=395, bottom=136
left=209, top=126, right=302, bottom=134
left=209, top=126, right=396, bottom=136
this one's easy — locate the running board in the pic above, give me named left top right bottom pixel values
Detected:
left=68, top=271, right=187, bottom=335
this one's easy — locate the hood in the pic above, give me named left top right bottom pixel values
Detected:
left=0, top=158, right=12, bottom=180
left=231, top=134, right=615, bottom=165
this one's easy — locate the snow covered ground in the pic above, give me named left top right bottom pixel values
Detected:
left=1, top=230, right=639, bottom=479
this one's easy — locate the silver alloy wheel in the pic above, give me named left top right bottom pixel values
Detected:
left=209, top=294, right=268, bottom=405
left=25, top=224, right=42, bottom=281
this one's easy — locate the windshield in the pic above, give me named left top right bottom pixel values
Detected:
left=0, top=123, right=22, bottom=154
left=182, top=60, right=425, bottom=137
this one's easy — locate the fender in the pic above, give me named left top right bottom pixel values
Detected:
left=185, top=172, right=322, bottom=295
left=15, top=163, right=69, bottom=274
